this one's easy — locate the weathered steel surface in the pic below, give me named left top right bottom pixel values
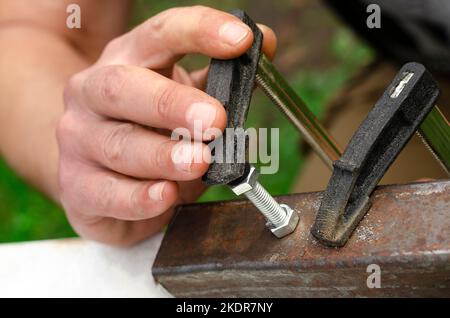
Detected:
left=153, top=181, right=450, bottom=297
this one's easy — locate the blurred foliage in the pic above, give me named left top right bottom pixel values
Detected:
left=0, top=0, right=373, bottom=242
left=0, top=159, right=75, bottom=242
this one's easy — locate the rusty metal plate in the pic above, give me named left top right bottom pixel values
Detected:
left=153, top=181, right=450, bottom=297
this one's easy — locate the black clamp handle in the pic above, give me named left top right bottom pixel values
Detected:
left=312, top=62, right=440, bottom=247
left=202, top=10, right=263, bottom=185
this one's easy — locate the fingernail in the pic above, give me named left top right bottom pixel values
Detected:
left=172, top=142, right=194, bottom=173
left=219, top=22, right=250, bottom=45
left=148, top=182, right=166, bottom=201
left=186, top=102, right=217, bottom=131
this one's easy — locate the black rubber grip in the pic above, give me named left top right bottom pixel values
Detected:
left=202, top=10, right=263, bottom=185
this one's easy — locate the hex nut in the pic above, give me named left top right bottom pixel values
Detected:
left=268, top=204, right=300, bottom=238
left=229, top=165, right=260, bottom=195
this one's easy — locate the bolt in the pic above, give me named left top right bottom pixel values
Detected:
left=245, top=182, right=288, bottom=226
left=228, top=164, right=299, bottom=238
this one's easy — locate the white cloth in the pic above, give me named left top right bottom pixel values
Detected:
left=0, top=234, right=170, bottom=297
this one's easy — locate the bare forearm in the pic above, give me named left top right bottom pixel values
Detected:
left=0, top=0, right=131, bottom=202
left=0, top=26, right=89, bottom=200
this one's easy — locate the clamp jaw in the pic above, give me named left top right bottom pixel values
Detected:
left=312, top=62, right=442, bottom=247
left=202, top=10, right=262, bottom=185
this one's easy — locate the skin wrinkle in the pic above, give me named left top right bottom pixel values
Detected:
left=155, top=139, right=175, bottom=173
left=102, top=123, right=136, bottom=166
left=98, top=66, right=130, bottom=107
left=94, top=175, right=116, bottom=212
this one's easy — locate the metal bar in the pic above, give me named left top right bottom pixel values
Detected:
left=153, top=180, right=450, bottom=297
left=256, top=54, right=343, bottom=169
left=418, top=105, right=450, bottom=174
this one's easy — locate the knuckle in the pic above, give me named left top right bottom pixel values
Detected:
left=93, top=177, right=116, bottom=211
left=147, top=9, right=170, bottom=33
left=153, top=84, right=177, bottom=121
left=127, top=184, right=147, bottom=219
left=102, top=122, right=135, bottom=164
left=154, top=140, right=173, bottom=170
left=92, top=65, right=128, bottom=105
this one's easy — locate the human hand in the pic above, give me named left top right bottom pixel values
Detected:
left=57, top=6, right=277, bottom=245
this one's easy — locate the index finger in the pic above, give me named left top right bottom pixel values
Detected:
left=99, top=6, right=255, bottom=68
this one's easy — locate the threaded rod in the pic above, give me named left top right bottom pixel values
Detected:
left=244, top=182, right=287, bottom=226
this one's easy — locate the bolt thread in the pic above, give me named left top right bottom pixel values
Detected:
left=245, top=182, right=287, bottom=226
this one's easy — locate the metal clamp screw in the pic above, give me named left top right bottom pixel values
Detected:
left=228, top=165, right=299, bottom=238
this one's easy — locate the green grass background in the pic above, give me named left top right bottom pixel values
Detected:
left=0, top=0, right=373, bottom=242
